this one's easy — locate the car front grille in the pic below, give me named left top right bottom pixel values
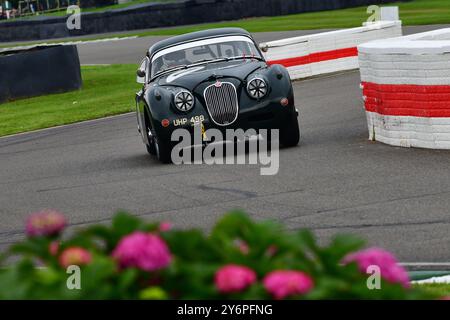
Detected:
left=203, top=82, right=239, bottom=126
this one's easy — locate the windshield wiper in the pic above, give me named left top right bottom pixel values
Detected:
left=226, top=56, right=265, bottom=62
left=192, top=56, right=264, bottom=67
left=191, top=58, right=229, bottom=66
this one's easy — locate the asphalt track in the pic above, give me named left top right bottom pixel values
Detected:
left=1, top=25, right=450, bottom=262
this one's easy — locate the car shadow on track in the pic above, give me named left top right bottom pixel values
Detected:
left=106, top=153, right=164, bottom=169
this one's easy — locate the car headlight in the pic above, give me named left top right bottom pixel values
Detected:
left=247, top=77, right=268, bottom=99
left=174, top=90, right=194, bottom=112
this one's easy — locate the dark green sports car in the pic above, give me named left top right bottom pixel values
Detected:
left=135, top=28, right=300, bottom=163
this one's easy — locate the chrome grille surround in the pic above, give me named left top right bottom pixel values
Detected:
left=203, top=82, right=239, bottom=126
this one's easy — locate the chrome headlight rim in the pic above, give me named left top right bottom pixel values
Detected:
left=174, top=89, right=195, bottom=112
left=247, top=77, right=268, bottom=99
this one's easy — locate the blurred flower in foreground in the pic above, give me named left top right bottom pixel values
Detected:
left=112, top=232, right=172, bottom=271
left=263, top=270, right=314, bottom=299
left=49, top=241, right=60, bottom=256
left=265, top=245, right=278, bottom=257
left=233, top=239, right=249, bottom=255
left=343, top=247, right=410, bottom=288
left=159, top=221, right=172, bottom=232
left=26, top=210, right=66, bottom=237
left=59, top=247, right=92, bottom=268
left=215, top=264, right=257, bottom=293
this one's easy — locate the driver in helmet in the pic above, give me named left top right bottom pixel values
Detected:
left=163, top=50, right=191, bottom=69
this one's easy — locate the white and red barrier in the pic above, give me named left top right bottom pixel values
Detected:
left=358, top=28, right=450, bottom=149
left=262, top=21, right=402, bottom=80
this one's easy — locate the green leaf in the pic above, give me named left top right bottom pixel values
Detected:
left=63, top=255, right=117, bottom=299
left=210, top=211, right=253, bottom=240
left=9, top=237, right=52, bottom=260
left=80, top=224, right=115, bottom=251
left=35, top=267, right=62, bottom=286
left=117, top=268, right=139, bottom=292
left=112, top=211, right=143, bottom=237
left=139, top=287, right=168, bottom=300
left=327, top=234, right=366, bottom=260
left=296, top=229, right=318, bottom=252
left=164, top=230, right=219, bottom=262
left=0, top=259, right=36, bottom=299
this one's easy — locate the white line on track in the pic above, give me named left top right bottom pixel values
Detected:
left=0, top=36, right=139, bottom=53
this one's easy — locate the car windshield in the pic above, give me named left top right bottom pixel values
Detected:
left=151, top=35, right=263, bottom=77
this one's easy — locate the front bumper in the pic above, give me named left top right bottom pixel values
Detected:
left=155, top=98, right=297, bottom=142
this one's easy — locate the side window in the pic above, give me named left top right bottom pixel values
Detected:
left=152, top=57, right=164, bottom=76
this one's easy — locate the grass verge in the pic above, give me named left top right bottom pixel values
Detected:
left=128, top=0, right=450, bottom=36
left=0, top=64, right=139, bottom=137
left=414, top=283, right=450, bottom=298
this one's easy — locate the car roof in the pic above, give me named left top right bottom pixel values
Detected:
left=147, top=28, right=253, bottom=58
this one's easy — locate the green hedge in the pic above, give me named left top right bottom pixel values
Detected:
left=0, top=210, right=442, bottom=300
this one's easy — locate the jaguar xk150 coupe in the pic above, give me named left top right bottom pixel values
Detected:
left=135, top=28, right=300, bottom=163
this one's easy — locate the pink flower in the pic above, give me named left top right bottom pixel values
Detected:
left=265, top=245, right=278, bottom=257
left=112, top=232, right=172, bottom=271
left=215, top=265, right=257, bottom=293
left=159, top=221, right=172, bottom=232
left=49, top=241, right=59, bottom=256
left=233, top=239, right=249, bottom=255
left=263, top=270, right=314, bottom=299
left=59, top=247, right=92, bottom=268
left=26, top=210, right=66, bottom=237
left=239, top=243, right=250, bottom=255
left=343, top=247, right=410, bottom=288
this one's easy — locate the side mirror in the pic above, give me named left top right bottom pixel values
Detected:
left=259, top=43, right=269, bottom=53
left=136, top=69, right=146, bottom=84
left=136, top=69, right=146, bottom=78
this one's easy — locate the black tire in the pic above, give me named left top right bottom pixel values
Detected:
left=279, top=115, right=300, bottom=147
left=144, top=110, right=157, bottom=156
left=146, top=143, right=156, bottom=155
left=154, top=136, right=173, bottom=164
left=143, top=112, right=171, bottom=162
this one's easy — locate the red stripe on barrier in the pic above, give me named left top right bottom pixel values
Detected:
left=268, top=47, right=358, bottom=67
left=362, top=82, right=450, bottom=117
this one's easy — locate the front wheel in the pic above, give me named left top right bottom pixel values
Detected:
left=145, top=126, right=157, bottom=155
left=279, top=115, right=300, bottom=147
left=154, top=135, right=173, bottom=164
left=146, top=143, right=156, bottom=155
left=145, top=118, right=172, bottom=163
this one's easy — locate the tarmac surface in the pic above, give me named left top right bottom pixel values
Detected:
left=1, top=25, right=449, bottom=262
